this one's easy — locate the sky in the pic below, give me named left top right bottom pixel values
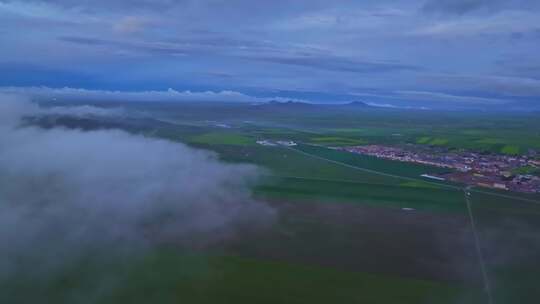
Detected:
left=1, top=0, right=540, bottom=109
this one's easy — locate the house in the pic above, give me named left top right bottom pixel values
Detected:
left=493, top=183, right=508, bottom=190
left=276, top=140, right=297, bottom=146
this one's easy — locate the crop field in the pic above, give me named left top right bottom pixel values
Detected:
left=308, top=136, right=367, bottom=146
left=190, top=132, right=255, bottom=146
left=469, top=191, right=540, bottom=303
left=2, top=249, right=484, bottom=304
left=15, top=103, right=540, bottom=304
left=254, top=177, right=466, bottom=213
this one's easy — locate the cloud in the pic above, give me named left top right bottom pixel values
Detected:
left=422, top=0, right=498, bottom=15
left=363, top=101, right=428, bottom=110
left=44, top=104, right=128, bottom=117
left=0, top=0, right=182, bottom=13
left=57, top=34, right=279, bottom=57
left=417, top=74, right=540, bottom=97
left=0, top=86, right=309, bottom=103
left=395, top=90, right=509, bottom=104
left=58, top=34, right=419, bottom=75
left=421, top=0, right=540, bottom=15
left=351, top=89, right=513, bottom=106
left=0, top=93, right=274, bottom=280
left=256, top=55, right=420, bottom=74
left=58, top=36, right=189, bottom=56
left=113, top=16, right=151, bottom=34
left=273, top=7, right=410, bottom=31
left=412, top=10, right=540, bottom=37
left=364, top=102, right=402, bottom=108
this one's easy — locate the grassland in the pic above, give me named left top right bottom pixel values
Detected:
left=400, top=180, right=442, bottom=189
left=501, top=145, right=520, bottom=155
left=308, top=136, right=366, bottom=146
left=254, top=177, right=465, bottom=213
left=190, top=132, right=254, bottom=146
left=2, top=250, right=483, bottom=304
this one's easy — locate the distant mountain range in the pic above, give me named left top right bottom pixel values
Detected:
left=259, top=100, right=371, bottom=110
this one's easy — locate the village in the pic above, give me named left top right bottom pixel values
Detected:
left=341, top=144, right=540, bottom=193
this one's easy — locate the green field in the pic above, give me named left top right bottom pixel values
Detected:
left=255, top=176, right=465, bottom=213
left=309, top=136, right=366, bottom=146
left=2, top=251, right=484, bottom=304
left=190, top=132, right=254, bottom=146
left=501, top=145, right=520, bottom=155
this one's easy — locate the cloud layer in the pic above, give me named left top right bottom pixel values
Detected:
left=0, top=86, right=308, bottom=103
left=0, top=93, right=273, bottom=278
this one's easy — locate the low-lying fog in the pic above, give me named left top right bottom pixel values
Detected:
left=0, top=93, right=273, bottom=278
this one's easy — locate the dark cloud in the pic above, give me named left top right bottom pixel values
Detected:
left=59, top=35, right=417, bottom=74
left=59, top=36, right=109, bottom=46
left=255, top=55, right=421, bottom=74
left=59, top=35, right=277, bottom=53
left=58, top=36, right=189, bottom=56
